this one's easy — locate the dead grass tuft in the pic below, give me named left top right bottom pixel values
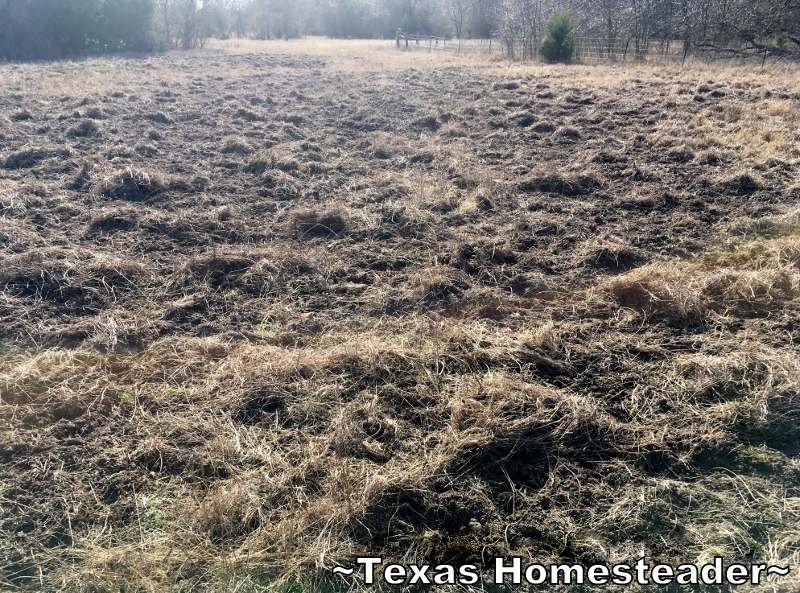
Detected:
left=331, top=402, right=399, bottom=463
left=3, top=147, right=51, bottom=169
left=603, top=233, right=800, bottom=322
left=67, top=119, right=101, bottom=138
left=605, top=268, right=702, bottom=321
left=194, top=479, right=265, bottom=542
left=220, top=136, right=254, bottom=154
left=766, top=100, right=796, bottom=119
left=291, top=207, right=348, bottom=238
left=92, top=167, right=167, bottom=201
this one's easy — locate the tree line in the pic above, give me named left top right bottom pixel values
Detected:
left=499, top=0, right=800, bottom=60
left=0, top=0, right=154, bottom=59
left=1, top=0, right=798, bottom=61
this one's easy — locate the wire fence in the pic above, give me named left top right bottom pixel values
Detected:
left=574, top=37, right=796, bottom=63
left=574, top=37, right=688, bottom=62
left=395, top=30, right=497, bottom=55
left=395, top=29, right=797, bottom=63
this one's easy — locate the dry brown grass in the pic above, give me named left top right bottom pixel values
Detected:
left=766, top=100, right=797, bottom=119
left=207, top=37, right=494, bottom=74
left=2, top=38, right=800, bottom=593
left=598, top=234, right=800, bottom=323
left=5, top=228, right=800, bottom=590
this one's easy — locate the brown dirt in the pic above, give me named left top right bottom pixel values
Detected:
left=1, top=49, right=800, bottom=591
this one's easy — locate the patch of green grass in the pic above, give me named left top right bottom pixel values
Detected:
left=474, top=368, right=505, bottom=379
left=254, top=322, right=279, bottom=339
left=218, top=573, right=309, bottom=593
left=139, top=492, right=169, bottom=533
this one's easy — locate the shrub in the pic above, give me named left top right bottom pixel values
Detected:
left=540, top=11, right=576, bottom=63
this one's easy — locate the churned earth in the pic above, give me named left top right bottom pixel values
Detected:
left=1, top=44, right=800, bottom=591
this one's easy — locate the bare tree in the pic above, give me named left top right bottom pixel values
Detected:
left=156, top=0, right=174, bottom=48
left=445, top=0, right=468, bottom=49
left=227, top=0, right=248, bottom=36
left=498, top=0, right=547, bottom=59
left=178, top=0, right=199, bottom=49
left=469, top=0, right=496, bottom=37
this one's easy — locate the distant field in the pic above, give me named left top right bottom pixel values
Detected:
left=1, top=40, right=800, bottom=591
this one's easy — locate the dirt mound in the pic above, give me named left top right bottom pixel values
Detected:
left=146, top=111, right=174, bottom=124
left=492, top=80, right=520, bottom=90
left=510, top=111, right=537, bottom=127
left=531, top=121, right=557, bottom=133
left=519, top=172, right=602, bottom=196
left=3, top=148, right=49, bottom=169
left=67, top=119, right=101, bottom=137
left=92, top=167, right=167, bottom=201
left=719, top=171, right=762, bottom=194
left=0, top=249, right=147, bottom=322
left=291, top=208, right=348, bottom=238
left=220, top=136, right=254, bottom=154
left=412, top=114, right=440, bottom=131
left=86, top=209, right=139, bottom=234
left=585, top=245, right=645, bottom=273
left=167, top=252, right=256, bottom=291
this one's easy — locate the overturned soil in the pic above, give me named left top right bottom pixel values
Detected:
left=1, top=50, right=800, bottom=591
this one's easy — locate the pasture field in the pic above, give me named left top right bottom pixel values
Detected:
left=1, top=40, right=800, bottom=591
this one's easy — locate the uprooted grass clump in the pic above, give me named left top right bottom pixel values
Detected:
left=291, top=207, right=348, bottom=238
left=602, top=235, right=800, bottom=322
left=67, top=119, right=101, bottom=138
left=91, top=167, right=168, bottom=201
left=3, top=148, right=51, bottom=169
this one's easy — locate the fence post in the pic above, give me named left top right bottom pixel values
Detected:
left=396, top=29, right=400, bottom=48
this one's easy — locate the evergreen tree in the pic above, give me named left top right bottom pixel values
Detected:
left=539, top=10, right=575, bottom=63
